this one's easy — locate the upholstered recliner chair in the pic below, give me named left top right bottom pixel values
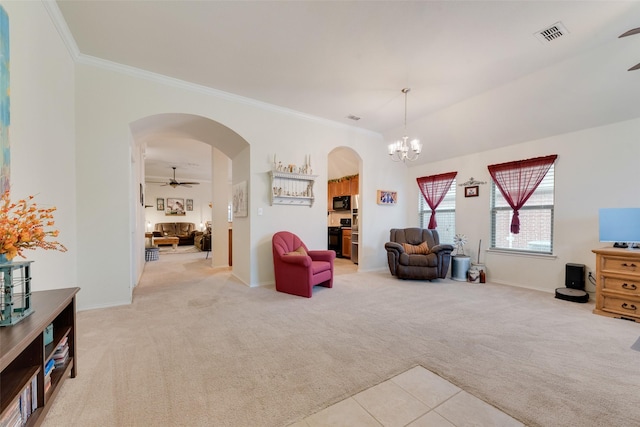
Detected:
left=385, top=228, right=453, bottom=280
left=272, top=231, right=336, bottom=298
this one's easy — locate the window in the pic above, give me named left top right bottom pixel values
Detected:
left=419, top=179, right=456, bottom=244
left=491, top=164, right=554, bottom=253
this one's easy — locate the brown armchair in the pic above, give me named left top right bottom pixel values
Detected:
left=272, top=231, right=336, bottom=298
left=385, top=228, right=453, bottom=280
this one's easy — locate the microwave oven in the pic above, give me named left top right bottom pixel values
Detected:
left=332, top=195, right=351, bottom=211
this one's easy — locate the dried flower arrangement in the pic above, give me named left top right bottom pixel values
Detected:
left=0, top=191, right=67, bottom=261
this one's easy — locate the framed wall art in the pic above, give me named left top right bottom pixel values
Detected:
left=186, top=199, right=193, bottom=211
left=377, top=190, right=397, bottom=205
left=157, top=198, right=164, bottom=211
left=465, top=186, right=479, bottom=197
left=233, top=181, right=248, bottom=217
left=166, top=198, right=185, bottom=216
left=0, top=7, right=10, bottom=194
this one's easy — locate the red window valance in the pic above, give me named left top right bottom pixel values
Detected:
left=488, top=154, right=557, bottom=234
left=416, top=171, right=457, bottom=229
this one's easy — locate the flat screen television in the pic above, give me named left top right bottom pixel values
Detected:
left=598, top=208, right=640, bottom=247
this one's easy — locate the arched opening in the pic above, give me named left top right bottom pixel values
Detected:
left=130, top=113, right=250, bottom=286
left=328, top=147, right=361, bottom=272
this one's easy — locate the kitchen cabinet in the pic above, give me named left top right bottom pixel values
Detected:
left=328, top=181, right=339, bottom=208
left=327, top=174, right=359, bottom=206
left=338, top=179, right=351, bottom=196
left=350, top=175, right=359, bottom=195
left=342, top=229, right=352, bottom=258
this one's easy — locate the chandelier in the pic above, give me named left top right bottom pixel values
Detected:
left=388, top=88, right=422, bottom=162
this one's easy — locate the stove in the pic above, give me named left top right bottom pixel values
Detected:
left=328, top=226, right=342, bottom=256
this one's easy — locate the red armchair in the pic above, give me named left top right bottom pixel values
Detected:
left=272, top=231, right=336, bottom=298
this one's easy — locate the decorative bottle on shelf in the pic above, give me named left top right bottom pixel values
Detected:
left=479, top=269, right=486, bottom=283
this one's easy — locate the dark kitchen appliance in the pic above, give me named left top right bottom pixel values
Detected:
left=332, top=195, right=351, bottom=211
left=328, top=226, right=342, bottom=257
left=340, top=218, right=351, bottom=228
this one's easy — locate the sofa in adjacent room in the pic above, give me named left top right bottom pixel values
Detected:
left=153, top=222, right=197, bottom=245
left=194, top=222, right=211, bottom=252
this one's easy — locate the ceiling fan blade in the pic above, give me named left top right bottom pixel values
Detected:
left=629, top=62, right=640, bottom=71
left=619, top=27, right=640, bottom=38
left=179, top=182, right=200, bottom=185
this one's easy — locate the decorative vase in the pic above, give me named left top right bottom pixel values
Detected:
left=0, top=253, right=8, bottom=264
left=0, top=258, right=34, bottom=326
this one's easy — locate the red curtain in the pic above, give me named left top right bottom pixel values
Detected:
left=487, top=154, right=557, bottom=234
left=417, top=172, right=457, bottom=229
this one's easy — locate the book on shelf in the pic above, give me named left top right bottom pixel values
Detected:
left=44, top=358, right=55, bottom=376
left=0, top=374, right=38, bottom=427
left=53, top=342, right=70, bottom=368
left=56, top=336, right=68, bottom=350
left=0, top=399, right=20, bottom=427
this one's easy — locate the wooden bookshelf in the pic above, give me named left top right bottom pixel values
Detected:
left=0, top=287, right=79, bottom=426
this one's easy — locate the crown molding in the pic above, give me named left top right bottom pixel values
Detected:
left=41, top=0, right=379, bottom=138
left=75, top=54, right=379, bottom=137
left=42, top=0, right=80, bottom=60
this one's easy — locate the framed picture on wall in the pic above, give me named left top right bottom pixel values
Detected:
left=377, top=190, right=397, bottom=205
left=157, top=198, right=164, bottom=211
left=464, top=186, right=479, bottom=197
left=186, top=199, right=193, bottom=211
left=166, top=198, right=185, bottom=216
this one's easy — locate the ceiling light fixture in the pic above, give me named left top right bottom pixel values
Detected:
left=388, top=88, right=422, bottom=162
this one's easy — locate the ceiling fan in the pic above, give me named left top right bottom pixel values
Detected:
left=619, top=27, right=640, bottom=71
left=153, top=166, right=200, bottom=188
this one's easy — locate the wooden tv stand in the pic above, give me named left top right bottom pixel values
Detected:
left=0, top=287, right=80, bottom=426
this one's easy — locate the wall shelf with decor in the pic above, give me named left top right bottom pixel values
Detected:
left=269, top=171, right=317, bottom=207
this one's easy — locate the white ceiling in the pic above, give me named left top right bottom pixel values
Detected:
left=55, top=1, right=640, bottom=180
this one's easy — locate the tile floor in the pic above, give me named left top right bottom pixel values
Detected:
left=288, top=366, right=524, bottom=427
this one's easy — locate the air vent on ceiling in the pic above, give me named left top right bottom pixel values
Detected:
left=534, top=21, right=569, bottom=43
left=346, top=114, right=361, bottom=121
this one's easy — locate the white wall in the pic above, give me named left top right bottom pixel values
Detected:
left=71, top=60, right=396, bottom=308
left=4, top=2, right=77, bottom=292
left=407, top=118, right=640, bottom=295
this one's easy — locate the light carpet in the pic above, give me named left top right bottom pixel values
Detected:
left=42, top=253, right=640, bottom=426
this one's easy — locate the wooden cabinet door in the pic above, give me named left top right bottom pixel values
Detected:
left=338, top=179, right=350, bottom=196
left=328, top=181, right=338, bottom=209
left=350, top=175, right=359, bottom=196
left=342, top=229, right=351, bottom=258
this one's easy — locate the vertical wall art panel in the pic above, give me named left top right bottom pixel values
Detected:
left=233, top=181, right=248, bottom=217
left=0, top=6, right=9, bottom=194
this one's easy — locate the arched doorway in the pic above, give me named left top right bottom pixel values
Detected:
left=328, top=147, right=362, bottom=269
left=130, top=113, right=249, bottom=285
